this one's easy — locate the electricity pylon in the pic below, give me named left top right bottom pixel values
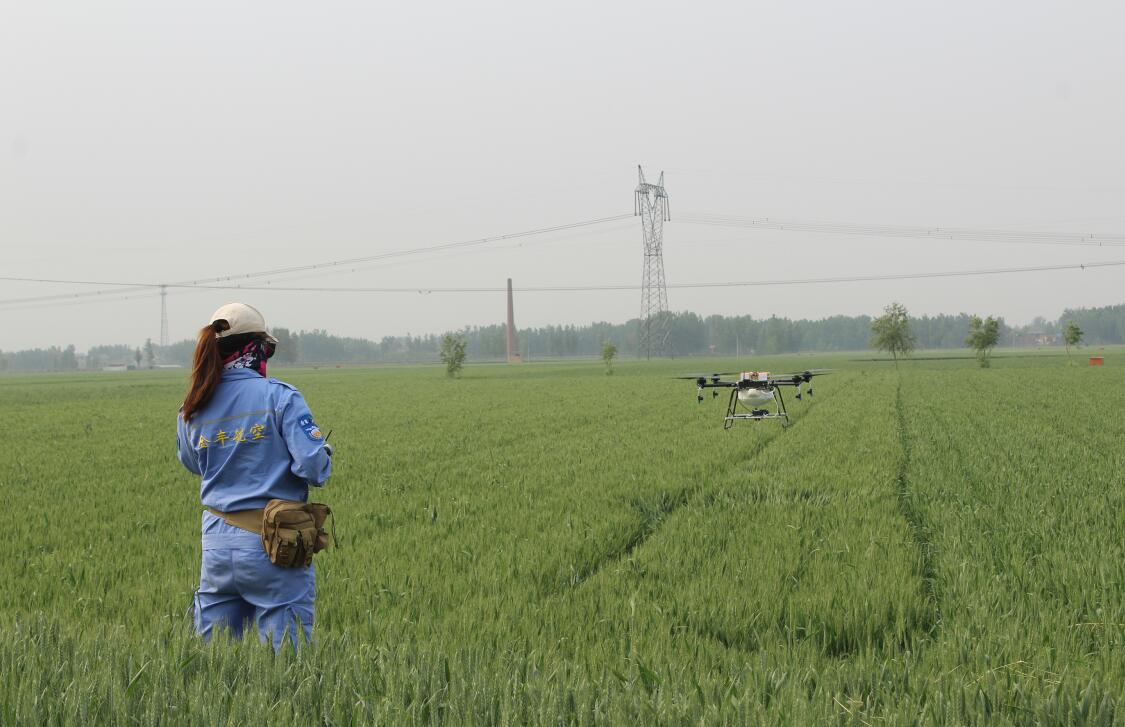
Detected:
left=636, top=165, right=670, bottom=359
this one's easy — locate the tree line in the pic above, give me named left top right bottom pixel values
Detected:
left=871, top=303, right=1087, bottom=368
left=2, top=303, right=1120, bottom=372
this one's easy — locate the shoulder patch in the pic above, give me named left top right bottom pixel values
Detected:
left=269, top=378, right=299, bottom=392
left=297, top=414, right=323, bottom=441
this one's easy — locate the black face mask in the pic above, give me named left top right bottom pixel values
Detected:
left=262, top=340, right=277, bottom=359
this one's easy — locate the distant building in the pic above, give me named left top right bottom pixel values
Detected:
left=1015, top=331, right=1058, bottom=347
left=102, top=362, right=132, bottom=372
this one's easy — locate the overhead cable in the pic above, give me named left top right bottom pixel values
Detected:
left=4, top=213, right=1124, bottom=310
left=22, top=258, right=1112, bottom=296
left=676, top=213, right=1125, bottom=248
left=0, top=213, right=635, bottom=307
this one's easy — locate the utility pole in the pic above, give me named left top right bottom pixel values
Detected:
left=506, top=278, right=521, bottom=363
left=159, top=285, right=169, bottom=348
left=636, top=165, right=671, bottom=359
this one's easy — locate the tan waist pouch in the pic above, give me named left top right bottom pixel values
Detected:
left=207, top=500, right=335, bottom=568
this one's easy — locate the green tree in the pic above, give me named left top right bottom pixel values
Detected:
left=758, top=315, right=788, bottom=355
left=966, top=315, right=1001, bottom=368
left=60, top=345, right=78, bottom=370
left=438, top=333, right=467, bottom=378
left=143, top=338, right=155, bottom=368
left=133, top=348, right=142, bottom=369
left=1063, top=320, right=1083, bottom=359
left=601, top=341, right=617, bottom=375
left=870, top=302, right=915, bottom=365
left=271, top=327, right=299, bottom=364
left=480, top=325, right=507, bottom=359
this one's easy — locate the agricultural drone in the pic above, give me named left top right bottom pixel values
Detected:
left=676, top=370, right=833, bottom=429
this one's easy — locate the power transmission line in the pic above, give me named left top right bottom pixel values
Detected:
left=176, top=213, right=635, bottom=284
left=675, top=213, right=1125, bottom=248
left=0, top=290, right=164, bottom=314
left=5, top=258, right=1112, bottom=300
left=0, top=277, right=153, bottom=307
left=4, top=213, right=1123, bottom=314
left=0, top=213, right=635, bottom=308
left=232, top=258, right=1125, bottom=292
left=11, top=211, right=1123, bottom=310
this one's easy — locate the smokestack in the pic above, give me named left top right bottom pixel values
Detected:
left=506, top=278, right=521, bottom=363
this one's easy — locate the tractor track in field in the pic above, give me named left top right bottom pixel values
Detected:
left=893, top=379, right=942, bottom=636
left=686, top=617, right=762, bottom=653
left=680, top=481, right=864, bottom=657
left=546, top=488, right=693, bottom=593
left=674, top=378, right=934, bottom=659
left=544, top=383, right=843, bottom=596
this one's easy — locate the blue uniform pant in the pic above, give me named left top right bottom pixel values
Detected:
left=194, top=529, right=316, bottom=650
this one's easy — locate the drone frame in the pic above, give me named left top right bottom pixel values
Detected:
left=688, top=371, right=822, bottom=429
left=722, top=381, right=791, bottom=429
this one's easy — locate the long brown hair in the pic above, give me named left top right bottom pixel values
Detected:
left=182, top=323, right=227, bottom=421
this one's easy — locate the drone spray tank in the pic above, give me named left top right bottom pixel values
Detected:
left=736, top=372, right=775, bottom=407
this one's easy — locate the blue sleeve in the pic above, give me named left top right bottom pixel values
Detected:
left=176, top=413, right=202, bottom=475
left=278, top=389, right=332, bottom=486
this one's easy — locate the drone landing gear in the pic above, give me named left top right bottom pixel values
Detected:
left=723, top=387, right=790, bottom=429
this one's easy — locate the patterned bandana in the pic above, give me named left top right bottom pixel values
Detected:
left=222, top=338, right=273, bottom=377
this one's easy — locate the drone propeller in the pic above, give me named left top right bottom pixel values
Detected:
left=775, top=368, right=835, bottom=384
left=775, top=369, right=834, bottom=400
left=674, top=372, right=737, bottom=380
left=806, top=368, right=833, bottom=394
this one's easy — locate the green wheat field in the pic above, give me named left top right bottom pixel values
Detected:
left=2, top=351, right=1122, bottom=725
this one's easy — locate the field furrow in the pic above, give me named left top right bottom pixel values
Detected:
left=893, top=377, right=942, bottom=634
left=2, top=354, right=1122, bottom=725
left=897, top=365, right=1123, bottom=725
left=541, top=373, right=846, bottom=595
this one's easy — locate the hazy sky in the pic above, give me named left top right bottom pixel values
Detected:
left=2, top=1, right=1124, bottom=351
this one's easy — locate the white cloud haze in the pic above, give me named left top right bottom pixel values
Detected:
left=2, top=1, right=1124, bottom=350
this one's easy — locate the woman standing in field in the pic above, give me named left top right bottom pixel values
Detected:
left=176, top=303, right=333, bottom=649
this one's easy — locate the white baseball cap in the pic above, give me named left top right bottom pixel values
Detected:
left=209, top=302, right=278, bottom=344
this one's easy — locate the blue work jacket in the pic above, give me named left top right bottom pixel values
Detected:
left=176, top=369, right=332, bottom=512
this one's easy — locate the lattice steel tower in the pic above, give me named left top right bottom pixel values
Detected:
left=635, top=165, right=671, bottom=358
